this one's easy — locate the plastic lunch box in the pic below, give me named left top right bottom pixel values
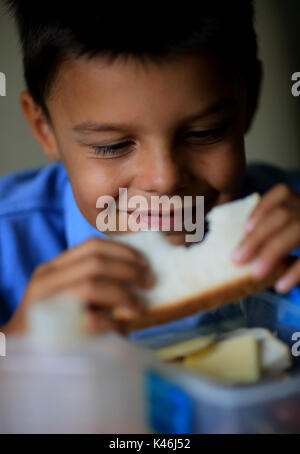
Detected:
left=1, top=289, right=300, bottom=434
left=137, top=289, right=300, bottom=434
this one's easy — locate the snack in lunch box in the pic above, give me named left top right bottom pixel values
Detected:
left=155, top=334, right=216, bottom=361
left=220, top=328, right=292, bottom=377
left=154, top=328, right=292, bottom=384
left=112, top=194, right=287, bottom=331
left=184, top=334, right=260, bottom=384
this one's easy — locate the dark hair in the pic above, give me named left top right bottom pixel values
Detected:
left=7, top=1, right=259, bottom=116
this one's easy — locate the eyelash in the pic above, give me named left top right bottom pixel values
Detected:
left=90, top=124, right=230, bottom=157
left=91, top=141, right=133, bottom=158
left=186, top=121, right=232, bottom=144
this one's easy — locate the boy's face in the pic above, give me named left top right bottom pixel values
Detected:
left=35, top=52, right=250, bottom=244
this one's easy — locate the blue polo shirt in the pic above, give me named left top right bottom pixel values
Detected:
left=0, top=161, right=300, bottom=335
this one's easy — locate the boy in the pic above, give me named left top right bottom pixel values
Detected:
left=1, top=1, right=300, bottom=335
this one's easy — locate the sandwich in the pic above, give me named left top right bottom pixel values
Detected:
left=112, top=193, right=287, bottom=331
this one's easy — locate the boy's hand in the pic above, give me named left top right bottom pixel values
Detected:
left=4, top=237, right=154, bottom=335
left=232, top=184, right=300, bottom=294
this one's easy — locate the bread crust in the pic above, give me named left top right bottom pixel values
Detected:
left=113, top=264, right=287, bottom=333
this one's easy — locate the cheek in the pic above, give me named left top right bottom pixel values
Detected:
left=193, top=104, right=247, bottom=193
left=190, top=140, right=246, bottom=192
left=62, top=151, right=134, bottom=226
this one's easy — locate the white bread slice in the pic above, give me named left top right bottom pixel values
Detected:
left=111, top=194, right=287, bottom=331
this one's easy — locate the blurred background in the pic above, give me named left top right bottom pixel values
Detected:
left=0, top=0, right=300, bottom=176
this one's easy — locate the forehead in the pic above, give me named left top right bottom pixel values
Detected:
left=47, top=52, right=243, bottom=128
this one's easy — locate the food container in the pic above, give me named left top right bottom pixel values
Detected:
left=138, top=290, right=300, bottom=434
left=1, top=289, right=300, bottom=434
left=0, top=334, right=153, bottom=434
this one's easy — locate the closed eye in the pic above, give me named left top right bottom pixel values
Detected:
left=185, top=118, right=233, bottom=144
left=91, top=140, right=133, bottom=157
left=189, top=128, right=224, bottom=138
left=87, top=119, right=232, bottom=158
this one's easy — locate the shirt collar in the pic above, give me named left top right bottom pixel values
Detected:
left=63, top=172, right=107, bottom=248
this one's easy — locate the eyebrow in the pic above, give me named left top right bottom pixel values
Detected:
left=72, top=99, right=238, bottom=134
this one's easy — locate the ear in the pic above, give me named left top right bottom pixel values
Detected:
left=244, top=60, right=263, bottom=133
left=19, top=91, right=60, bottom=161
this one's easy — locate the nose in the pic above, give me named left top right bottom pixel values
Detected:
left=134, top=140, right=187, bottom=194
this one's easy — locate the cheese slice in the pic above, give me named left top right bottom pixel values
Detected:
left=183, top=334, right=260, bottom=384
left=155, top=334, right=216, bottom=361
left=220, top=328, right=292, bottom=377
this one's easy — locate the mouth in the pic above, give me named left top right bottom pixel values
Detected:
left=116, top=193, right=219, bottom=229
left=122, top=208, right=184, bottom=216
left=118, top=206, right=200, bottom=229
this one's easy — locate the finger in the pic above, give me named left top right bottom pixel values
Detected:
left=69, top=279, right=147, bottom=313
left=32, top=254, right=154, bottom=298
left=244, top=184, right=294, bottom=233
left=83, top=307, right=123, bottom=334
left=37, top=237, right=149, bottom=275
left=250, top=221, right=300, bottom=280
left=275, top=259, right=300, bottom=294
left=232, top=206, right=292, bottom=263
